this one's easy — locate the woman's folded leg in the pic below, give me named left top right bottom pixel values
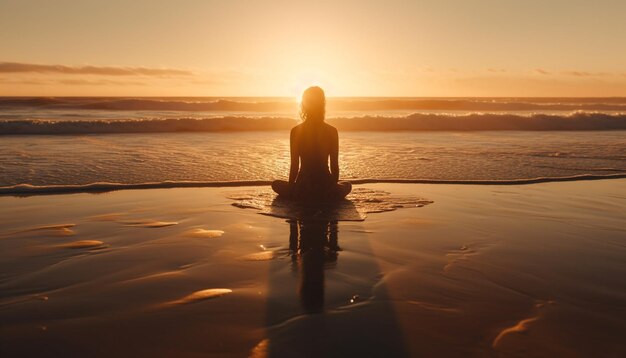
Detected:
left=271, top=180, right=291, bottom=197
left=335, top=181, right=352, bottom=199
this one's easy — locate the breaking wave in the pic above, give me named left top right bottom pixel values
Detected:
left=2, top=174, right=626, bottom=196
left=2, top=112, right=626, bottom=134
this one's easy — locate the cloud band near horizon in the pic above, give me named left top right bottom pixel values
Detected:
left=0, top=62, right=193, bottom=76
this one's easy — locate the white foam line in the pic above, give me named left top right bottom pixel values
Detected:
left=1, top=174, right=625, bottom=196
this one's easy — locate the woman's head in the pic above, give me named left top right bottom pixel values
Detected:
left=300, top=86, right=325, bottom=123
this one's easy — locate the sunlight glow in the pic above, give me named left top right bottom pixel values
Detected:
left=1, top=0, right=626, bottom=96
left=287, top=69, right=334, bottom=102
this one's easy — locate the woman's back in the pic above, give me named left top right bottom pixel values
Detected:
left=271, top=86, right=351, bottom=201
left=293, top=122, right=336, bottom=174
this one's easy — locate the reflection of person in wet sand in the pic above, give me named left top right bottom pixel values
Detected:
left=272, top=86, right=352, bottom=201
left=289, top=219, right=339, bottom=313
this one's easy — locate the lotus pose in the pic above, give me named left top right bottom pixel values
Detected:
left=272, top=86, right=352, bottom=201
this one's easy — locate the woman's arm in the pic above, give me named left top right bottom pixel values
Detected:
left=329, top=127, right=339, bottom=182
left=288, top=127, right=299, bottom=184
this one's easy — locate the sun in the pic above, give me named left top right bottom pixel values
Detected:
left=287, top=69, right=333, bottom=103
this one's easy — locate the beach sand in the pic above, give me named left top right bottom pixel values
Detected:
left=1, top=180, right=625, bottom=357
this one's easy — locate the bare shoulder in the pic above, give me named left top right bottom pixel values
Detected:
left=290, top=123, right=304, bottom=136
left=324, top=123, right=338, bottom=136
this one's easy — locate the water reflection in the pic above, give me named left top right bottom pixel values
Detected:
left=261, top=199, right=410, bottom=357
left=289, top=219, right=340, bottom=313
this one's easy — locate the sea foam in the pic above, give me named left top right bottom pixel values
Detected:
left=2, top=174, right=626, bottom=196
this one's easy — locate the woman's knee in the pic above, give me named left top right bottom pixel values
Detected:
left=272, top=180, right=290, bottom=195
left=271, top=180, right=280, bottom=192
left=339, top=181, right=352, bottom=190
left=271, top=180, right=283, bottom=192
left=337, top=181, right=352, bottom=197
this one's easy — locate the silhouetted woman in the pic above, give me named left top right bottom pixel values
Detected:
left=272, top=86, right=352, bottom=201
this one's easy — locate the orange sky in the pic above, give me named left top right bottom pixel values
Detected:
left=1, top=0, right=625, bottom=97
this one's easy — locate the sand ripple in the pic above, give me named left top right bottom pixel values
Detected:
left=57, top=240, right=106, bottom=249
left=242, top=251, right=276, bottom=261
left=122, top=220, right=178, bottom=228
left=492, top=316, right=540, bottom=347
left=89, top=214, right=178, bottom=228
left=167, top=288, right=232, bottom=305
left=183, top=228, right=224, bottom=238
left=249, top=339, right=269, bottom=358
left=408, top=300, right=461, bottom=314
left=242, top=245, right=290, bottom=261
left=22, top=223, right=76, bottom=236
left=492, top=300, right=556, bottom=349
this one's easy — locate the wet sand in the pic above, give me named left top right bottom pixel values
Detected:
left=1, top=180, right=625, bottom=357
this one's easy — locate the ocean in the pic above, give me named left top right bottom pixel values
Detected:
left=1, top=97, right=625, bottom=193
